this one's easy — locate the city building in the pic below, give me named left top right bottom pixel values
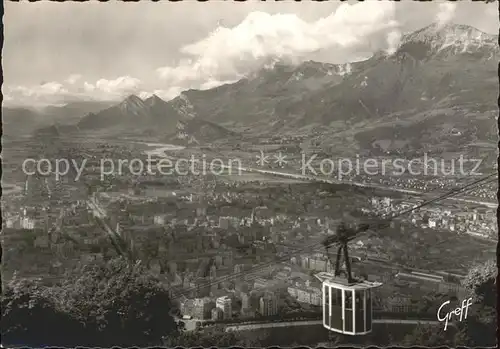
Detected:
left=192, top=297, right=215, bottom=320
left=216, top=296, right=232, bottom=320
left=254, top=277, right=273, bottom=289
left=19, top=207, right=39, bottom=230
left=310, top=288, right=322, bottom=305
left=300, top=253, right=332, bottom=272
left=196, top=204, right=207, bottom=217
left=385, top=296, right=417, bottom=313
left=154, top=214, right=166, bottom=225
left=288, top=285, right=322, bottom=306
left=438, top=282, right=467, bottom=298
left=234, top=264, right=244, bottom=274
left=215, top=255, right=223, bottom=267
left=3, top=215, right=17, bottom=228
left=180, top=299, right=195, bottom=317
left=211, top=307, right=224, bottom=321
left=241, top=292, right=251, bottom=311
left=219, top=216, right=239, bottom=229
left=21, top=216, right=36, bottom=230
left=219, top=217, right=230, bottom=230
left=275, top=271, right=289, bottom=281
left=209, top=265, right=217, bottom=279
left=260, top=292, right=279, bottom=317
left=383, top=197, right=392, bottom=207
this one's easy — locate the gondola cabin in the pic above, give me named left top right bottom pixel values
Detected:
left=316, top=272, right=382, bottom=335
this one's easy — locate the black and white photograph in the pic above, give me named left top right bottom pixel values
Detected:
left=1, top=1, right=498, bottom=347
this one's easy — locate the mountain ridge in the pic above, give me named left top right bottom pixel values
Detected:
left=396, top=23, right=498, bottom=61
left=8, top=23, right=496, bottom=154
left=69, top=94, right=238, bottom=145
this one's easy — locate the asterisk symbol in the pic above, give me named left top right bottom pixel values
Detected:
left=256, top=150, right=269, bottom=167
left=274, top=152, right=288, bottom=167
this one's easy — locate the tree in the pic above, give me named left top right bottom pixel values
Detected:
left=54, top=257, right=177, bottom=347
left=401, top=260, right=497, bottom=347
left=1, top=276, right=84, bottom=347
left=164, top=326, right=268, bottom=347
left=461, top=259, right=496, bottom=307
left=327, top=332, right=343, bottom=346
left=454, top=259, right=497, bottom=347
left=401, top=324, right=455, bottom=347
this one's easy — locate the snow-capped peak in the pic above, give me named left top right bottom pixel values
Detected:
left=401, top=23, right=497, bottom=56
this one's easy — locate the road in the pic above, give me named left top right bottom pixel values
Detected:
left=87, top=197, right=128, bottom=257
left=224, top=318, right=451, bottom=332
left=88, top=196, right=107, bottom=218
left=448, top=196, right=497, bottom=209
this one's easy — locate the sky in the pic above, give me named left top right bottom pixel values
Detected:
left=3, top=1, right=498, bottom=108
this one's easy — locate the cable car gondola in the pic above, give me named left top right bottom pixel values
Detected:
left=315, top=221, right=382, bottom=336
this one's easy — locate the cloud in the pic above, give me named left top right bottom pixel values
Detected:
left=6, top=2, right=402, bottom=107
left=83, top=76, right=142, bottom=98
left=157, top=2, right=401, bottom=91
left=436, top=2, right=457, bottom=28
left=138, top=87, right=183, bottom=101
left=66, top=74, right=82, bottom=85
left=4, top=82, right=72, bottom=107
left=4, top=75, right=143, bottom=107
left=385, top=31, right=402, bottom=55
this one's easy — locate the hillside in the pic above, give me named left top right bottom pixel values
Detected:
left=302, top=23, right=498, bottom=156
left=3, top=107, right=42, bottom=137
left=2, top=100, right=115, bottom=138
left=73, top=94, right=237, bottom=143
left=170, top=23, right=498, bottom=155
left=168, top=60, right=353, bottom=133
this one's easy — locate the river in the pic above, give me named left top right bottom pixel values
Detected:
left=138, top=142, right=185, bottom=159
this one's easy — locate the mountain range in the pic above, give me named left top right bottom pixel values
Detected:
left=2, top=100, right=115, bottom=139
left=4, top=23, right=498, bottom=155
